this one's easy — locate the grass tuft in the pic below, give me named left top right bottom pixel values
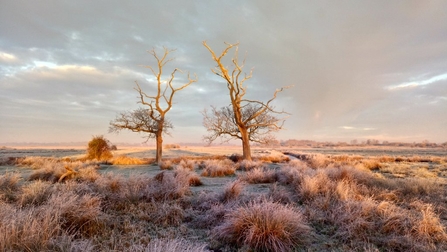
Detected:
left=212, top=200, right=313, bottom=251
left=220, top=180, right=245, bottom=202
left=240, top=167, right=278, bottom=184
left=19, top=180, right=52, bottom=207
left=0, top=173, right=21, bottom=202
left=236, top=159, right=264, bottom=171
left=201, top=159, right=235, bottom=177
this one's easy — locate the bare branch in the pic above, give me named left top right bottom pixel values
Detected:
left=109, top=108, right=172, bottom=134
left=111, top=46, right=195, bottom=163
left=202, top=104, right=284, bottom=145
left=202, top=41, right=291, bottom=159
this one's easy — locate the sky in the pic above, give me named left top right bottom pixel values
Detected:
left=1, top=1, right=446, bottom=145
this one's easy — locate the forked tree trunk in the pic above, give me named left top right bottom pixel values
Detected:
left=240, top=128, right=252, bottom=161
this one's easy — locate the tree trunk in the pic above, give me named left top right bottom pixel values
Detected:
left=240, top=128, right=252, bottom=161
left=155, top=130, right=163, bottom=165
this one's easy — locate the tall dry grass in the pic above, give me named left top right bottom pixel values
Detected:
left=0, top=203, right=62, bottom=251
left=0, top=185, right=105, bottom=251
left=18, top=180, right=52, bottom=207
left=1, top=151, right=446, bottom=251
left=0, top=173, right=21, bottom=202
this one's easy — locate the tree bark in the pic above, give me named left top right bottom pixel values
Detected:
left=240, top=128, right=252, bottom=161
left=155, top=119, right=164, bottom=164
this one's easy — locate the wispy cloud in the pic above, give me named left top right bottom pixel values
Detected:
left=386, top=73, right=447, bottom=90
left=0, top=52, right=17, bottom=62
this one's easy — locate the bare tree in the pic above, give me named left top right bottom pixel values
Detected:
left=202, top=41, right=289, bottom=160
left=109, top=107, right=173, bottom=140
left=110, top=47, right=197, bottom=164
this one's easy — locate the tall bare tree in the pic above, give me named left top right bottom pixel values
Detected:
left=110, top=47, right=197, bottom=164
left=202, top=41, right=289, bottom=160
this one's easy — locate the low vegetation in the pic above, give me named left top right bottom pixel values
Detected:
left=1, top=149, right=446, bottom=251
left=86, top=135, right=113, bottom=161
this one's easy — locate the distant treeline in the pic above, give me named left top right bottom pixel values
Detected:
left=262, top=139, right=447, bottom=148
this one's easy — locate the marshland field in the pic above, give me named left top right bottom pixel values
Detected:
left=1, top=145, right=447, bottom=251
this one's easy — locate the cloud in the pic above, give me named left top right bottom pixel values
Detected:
left=386, top=73, right=447, bottom=90
left=0, top=51, right=17, bottom=62
left=1, top=1, right=447, bottom=143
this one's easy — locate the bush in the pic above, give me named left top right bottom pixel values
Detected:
left=86, top=135, right=113, bottom=161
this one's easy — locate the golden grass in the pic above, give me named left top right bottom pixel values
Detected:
left=256, top=154, right=291, bottom=163
left=111, top=155, right=149, bottom=165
